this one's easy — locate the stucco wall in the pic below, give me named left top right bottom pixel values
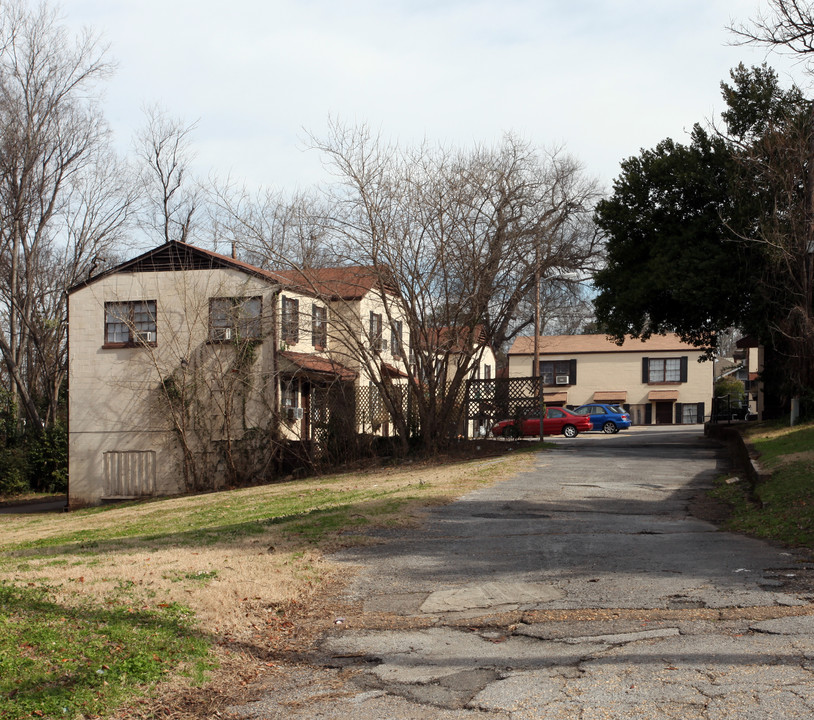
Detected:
left=68, top=268, right=277, bottom=506
left=276, top=286, right=413, bottom=440
left=471, top=345, right=497, bottom=380
left=509, top=343, right=713, bottom=422
left=278, top=289, right=328, bottom=355
left=321, top=291, right=411, bottom=386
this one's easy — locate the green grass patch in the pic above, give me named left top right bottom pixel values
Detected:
left=0, top=582, right=211, bottom=720
left=184, top=570, right=218, bottom=582
left=1, top=478, right=433, bottom=559
left=749, top=424, right=814, bottom=465
left=280, top=496, right=416, bottom=542
left=0, top=454, right=524, bottom=719
left=710, top=423, right=814, bottom=548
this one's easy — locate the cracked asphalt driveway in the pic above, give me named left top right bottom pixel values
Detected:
left=228, top=426, right=814, bottom=719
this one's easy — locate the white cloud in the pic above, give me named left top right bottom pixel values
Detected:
left=58, top=0, right=805, bottom=193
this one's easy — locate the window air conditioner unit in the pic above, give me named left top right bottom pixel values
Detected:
left=555, top=375, right=569, bottom=385
left=141, top=331, right=155, bottom=343
left=212, top=327, right=232, bottom=341
left=287, top=406, right=304, bottom=421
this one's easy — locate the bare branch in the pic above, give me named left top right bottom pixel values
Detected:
left=730, top=0, right=814, bottom=58
left=135, top=104, right=199, bottom=245
left=0, top=0, right=124, bottom=430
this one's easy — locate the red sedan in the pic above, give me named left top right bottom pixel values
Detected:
left=491, top=407, right=592, bottom=439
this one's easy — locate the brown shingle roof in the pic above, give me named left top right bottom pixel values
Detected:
left=508, top=334, right=700, bottom=356
left=272, top=266, right=396, bottom=300
left=70, top=242, right=400, bottom=307
left=279, top=351, right=358, bottom=381
left=382, top=362, right=410, bottom=379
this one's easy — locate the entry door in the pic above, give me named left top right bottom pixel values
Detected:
left=655, top=401, right=673, bottom=424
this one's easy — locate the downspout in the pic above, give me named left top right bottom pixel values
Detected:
left=271, top=286, right=281, bottom=445
left=66, top=291, right=71, bottom=509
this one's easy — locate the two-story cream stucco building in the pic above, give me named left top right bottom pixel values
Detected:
left=68, top=241, right=281, bottom=507
left=508, top=334, right=714, bottom=424
left=269, top=266, right=412, bottom=439
left=68, top=241, right=414, bottom=507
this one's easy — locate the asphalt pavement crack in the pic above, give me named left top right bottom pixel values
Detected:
left=227, top=429, right=814, bottom=720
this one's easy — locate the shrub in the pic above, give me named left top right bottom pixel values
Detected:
left=26, top=424, right=68, bottom=494
left=0, top=388, right=16, bottom=446
left=0, top=447, right=28, bottom=496
left=798, top=387, right=814, bottom=423
left=714, top=377, right=746, bottom=404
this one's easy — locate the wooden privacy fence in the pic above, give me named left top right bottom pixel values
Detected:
left=463, top=377, right=550, bottom=438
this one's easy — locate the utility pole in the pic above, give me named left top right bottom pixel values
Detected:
left=534, top=254, right=545, bottom=442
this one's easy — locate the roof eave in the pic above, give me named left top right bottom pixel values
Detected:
left=67, top=240, right=280, bottom=294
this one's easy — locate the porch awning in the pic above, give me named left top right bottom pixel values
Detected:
left=542, top=391, right=568, bottom=404
left=279, top=351, right=358, bottom=382
left=648, top=389, right=679, bottom=401
left=382, top=361, right=410, bottom=379
left=593, top=391, right=627, bottom=403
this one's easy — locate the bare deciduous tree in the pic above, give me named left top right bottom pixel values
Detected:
left=730, top=0, right=814, bottom=58
left=309, top=123, right=600, bottom=451
left=0, top=0, right=131, bottom=431
left=217, top=122, right=600, bottom=452
left=209, top=180, right=330, bottom=267
left=135, top=104, right=199, bottom=245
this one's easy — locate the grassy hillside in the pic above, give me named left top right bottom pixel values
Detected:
left=710, top=421, right=814, bottom=548
left=0, top=453, right=530, bottom=720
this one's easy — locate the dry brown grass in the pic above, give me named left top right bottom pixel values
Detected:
left=771, top=450, right=814, bottom=467
left=742, top=420, right=814, bottom=441
left=2, top=452, right=533, bottom=717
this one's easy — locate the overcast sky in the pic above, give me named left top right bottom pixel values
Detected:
left=58, top=0, right=805, bottom=195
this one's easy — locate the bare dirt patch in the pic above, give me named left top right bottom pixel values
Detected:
left=771, top=450, right=814, bottom=467
left=687, top=491, right=734, bottom=524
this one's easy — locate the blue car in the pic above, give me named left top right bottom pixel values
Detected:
left=572, top=403, right=631, bottom=433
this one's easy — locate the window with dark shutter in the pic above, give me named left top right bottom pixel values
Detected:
left=390, top=319, right=403, bottom=356
left=646, top=357, right=683, bottom=383
left=281, top=296, right=299, bottom=344
left=370, top=312, right=383, bottom=351
left=312, top=304, right=327, bottom=349
left=539, top=359, right=575, bottom=385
